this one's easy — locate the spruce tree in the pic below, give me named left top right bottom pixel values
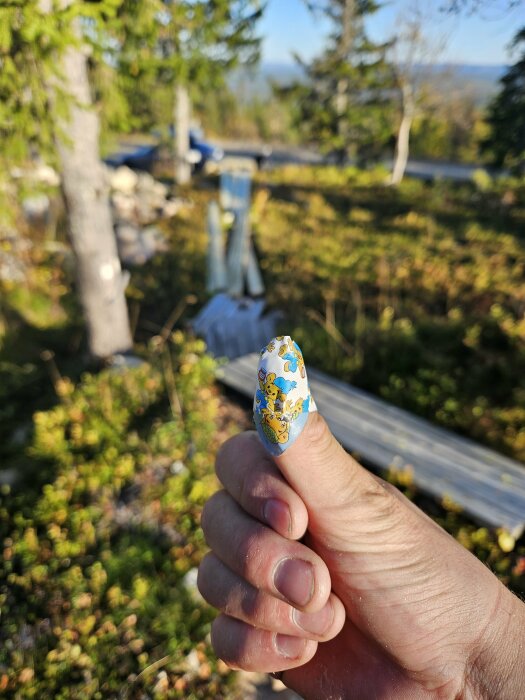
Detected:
left=482, top=27, right=525, bottom=172
left=284, top=0, right=393, bottom=165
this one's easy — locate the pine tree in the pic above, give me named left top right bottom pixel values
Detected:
left=482, top=27, right=525, bottom=172
left=282, top=0, right=394, bottom=165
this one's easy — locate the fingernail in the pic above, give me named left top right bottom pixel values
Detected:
left=253, top=336, right=317, bottom=456
left=263, top=499, right=291, bottom=535
left=273, top=558, right=314, bottom=607
left=275, top=633, right=307, bottom=659
left=293, top=599, right=333, bottom=635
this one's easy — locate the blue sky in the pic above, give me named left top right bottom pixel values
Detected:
left=260, top=0, right=524, bottom=66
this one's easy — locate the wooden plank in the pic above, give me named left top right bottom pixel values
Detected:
left=206, top=201, right=227, bottom=293
left=246, top=238, right=265, bottom=296
left=226, top=208, right=248, bottom=297
left=217, top=353, right=525, bottom=538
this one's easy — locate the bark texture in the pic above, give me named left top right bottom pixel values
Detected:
left=174, top=83, right=192, bottom=185
left=55, top=40, right=133, bottom=359
left=334, top=0, right=356, bottom=163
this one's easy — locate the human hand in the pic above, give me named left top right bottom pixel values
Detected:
left=198, top=413, right=525, bottom=699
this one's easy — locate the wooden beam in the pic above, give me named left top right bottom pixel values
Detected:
left=218, top=353, right=525, bottom=538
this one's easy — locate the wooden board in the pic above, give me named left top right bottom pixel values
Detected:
left=217, top=353, right=525, bottom=538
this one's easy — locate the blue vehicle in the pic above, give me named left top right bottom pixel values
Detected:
left=104, top=127, right=224, bottom=173
left=169, top=126, right=224, bottom=171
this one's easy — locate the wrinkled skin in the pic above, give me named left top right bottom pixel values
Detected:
left=199, top=414, right=525, bottom=700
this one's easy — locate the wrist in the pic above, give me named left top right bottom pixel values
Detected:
left=464, top=584, right=525, bottom=700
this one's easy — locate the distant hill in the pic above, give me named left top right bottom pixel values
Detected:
left=228, top=62, right=507, bottom=106
left=423, top=64, right=507, bottom=104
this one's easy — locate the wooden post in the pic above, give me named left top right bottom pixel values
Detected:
left=207, top=201, right=227, bottom=293
left=227, top=207, right=249, bottom=297
left=221, top=171, right=265, bottom=297
left=226, top=172, right=252, bottom=297
left=220, top=172, right=234, bottom=211
left=246, top=239, right=265, bottom=296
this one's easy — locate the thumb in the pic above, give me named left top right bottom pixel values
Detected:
left=275, top=411, right=382, bottom=526
left=254, top=337, right=394, bottom=542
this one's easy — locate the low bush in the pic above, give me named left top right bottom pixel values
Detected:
left=0, top=334, right=237, bottom=699
left=254, top=167, right=525, bottom=463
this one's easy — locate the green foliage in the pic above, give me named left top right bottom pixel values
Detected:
left=0, top=0, right=264, bottom=159
left=279, top=0, right=394, bottom=164
left=409, top=89, right=489, bottom=164
left=483, top=27, right=525, bottom=172
left=254, top=165, right=525, bottom=463
left=0, top=0, right=127, bottom=164
left=114, top=0, right=265, bottom=133
left=0, top=334, right=235, bottom=698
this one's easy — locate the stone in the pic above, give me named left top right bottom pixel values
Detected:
left=141, top=225, right=167, bottom=254
left=111, top=192, right=136, bottom=222
left=109, top=166, right=138, bottom=194
left=10, top=162, right=60, bottom=187
left=162, top=199, right=182, bottom=218
left=137, top=171, right=168, bottom=198
left=33, top=164, right=60, bottom=187
left=115, top=222, right=140, bottom=245
left=170, top=460, right=188, bottom=475
left=22, top=194, right=50, bottom=225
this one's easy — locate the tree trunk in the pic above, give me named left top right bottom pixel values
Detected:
left=55, top=38, right=133, bottom=359
left=335, top=0, right=355, bottom=163
left=174, top=83, right=192, bottom=185
left=391, top=84, right=415, bottom=185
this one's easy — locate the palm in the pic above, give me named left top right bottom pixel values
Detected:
left=285, top=621, right=435, bottom=700
left=280, top=511, right=498, bottom=700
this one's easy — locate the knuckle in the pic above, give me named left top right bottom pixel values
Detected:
left=200, top=490, right=225, bottom=539
left=304, top=412, right=332, bottom=454
left=215, top=436, right=236, bottom=481
left=239, top=468, right=261, bottom=506
left=370, top=480, right=399, bottom=518
left=305, top=411, right=326, bottom=444
left=210, top=617, right=245, bottom=669
left=223, top=582, right=253, bottom=618
left=243, top=588, right=268, bottom=623
left=237, top=528, right=271, bottom=584
left=196, top=553, right=215, bottom=600
left=216, top=431, right=259, bottom=482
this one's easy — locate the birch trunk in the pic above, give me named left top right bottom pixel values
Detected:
left=391, top=84, right=415, bottom=185
left=174, top=83, right=191, bottom=185
left=54, top=31, right=133, bottom=359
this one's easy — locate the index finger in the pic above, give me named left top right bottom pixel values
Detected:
left=216, top=431, right=309, bottom=540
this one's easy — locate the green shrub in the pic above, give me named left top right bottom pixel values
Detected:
left=254, top=167, right=525, bottom=463
left=0, top=334, right=236, bottom=699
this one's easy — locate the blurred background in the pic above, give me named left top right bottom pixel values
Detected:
left=1, top=0, right=524, bottom=697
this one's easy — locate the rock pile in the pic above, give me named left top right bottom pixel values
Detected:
left=108, top=166, right=190, bottom=266
left=15, top=162, right=190, bottom=268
